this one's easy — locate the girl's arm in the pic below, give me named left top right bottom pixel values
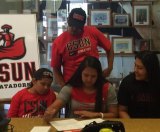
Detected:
left=44, top=85, right=72, bottom=121
left=44, top=99, right=65, bottom=122
left=74, top=104, right=117, bottom=118
left=118, top=105, right=130, bottom=118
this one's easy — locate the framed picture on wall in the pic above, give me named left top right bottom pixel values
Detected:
left=133, top=4, right=150, bottom=26
left=135, top=39, right=152, bottom=51
left=113, top=14, right=130, bottom=27
left=112, top=37, right=133, bottom=54
left=89, top=9, right=111, bottom=27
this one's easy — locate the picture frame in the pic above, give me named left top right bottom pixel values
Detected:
left=89, top=9, right=111, bottom=27
left=112, top=37, right=133, bottom=54
left=133, top=4, right=150, bottom=26
left=47, top=17, right=58, bottom=39
left=135, top=39, right=152, bottom=51
left=23, top=0, right=39, bottom=13
left=113, top=14, right=130, bottom=27
left=47, top=43, right=52, bottom=61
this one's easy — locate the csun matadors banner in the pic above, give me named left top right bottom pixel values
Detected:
left=0, top=14, right=40, bottom=100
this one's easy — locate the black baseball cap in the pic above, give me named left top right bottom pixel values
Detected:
left=68, top=8, right=86, bottom=28
left=33, top=68, right=53, bottom=80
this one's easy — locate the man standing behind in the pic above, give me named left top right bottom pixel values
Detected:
left=51, top=8, right=114, bottom=87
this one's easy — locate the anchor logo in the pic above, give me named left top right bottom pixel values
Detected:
left=0, top=24, right=26, bottom=60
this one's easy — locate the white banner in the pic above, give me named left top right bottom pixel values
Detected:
left=0, top=14, right=40, bottom=100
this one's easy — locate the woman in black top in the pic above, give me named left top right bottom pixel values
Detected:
left=118, top=51, right=160, bottom=118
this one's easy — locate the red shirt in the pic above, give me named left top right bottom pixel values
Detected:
left=51, top=26, right=111, bottom=82
left=71, top=83, right=109, bottom=112
left=7, top=88, right=56, bottom=117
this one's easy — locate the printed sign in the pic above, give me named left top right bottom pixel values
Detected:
left=0, top=14, right=40, bottom=100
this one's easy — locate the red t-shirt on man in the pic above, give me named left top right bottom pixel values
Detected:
left=51, top=26, right=111, bottom=82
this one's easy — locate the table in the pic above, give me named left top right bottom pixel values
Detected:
left=10, top=118, right=55, bottom=132
left=10, top=118, right=160, bottom=132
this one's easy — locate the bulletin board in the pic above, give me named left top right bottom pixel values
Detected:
left=0, top=14, right=40, bottom=100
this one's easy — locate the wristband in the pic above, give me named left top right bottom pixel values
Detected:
left=100, top=112, right=104, bottom=119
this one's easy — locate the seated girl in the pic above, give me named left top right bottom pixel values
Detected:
left=44, top=56, right=118, bottom=121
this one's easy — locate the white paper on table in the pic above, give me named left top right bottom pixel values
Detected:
left=50, top=118, right=104, bottom=131
left=30, top=126, right=51, bottom=132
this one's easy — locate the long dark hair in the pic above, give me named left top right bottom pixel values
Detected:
left=135, top=51, right=160, bottom=86
left=67, top=56, right=107, bottom=112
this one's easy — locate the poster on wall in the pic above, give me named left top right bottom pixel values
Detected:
left=0, top=14, right=40, bottom=100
